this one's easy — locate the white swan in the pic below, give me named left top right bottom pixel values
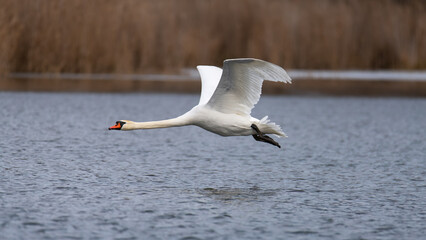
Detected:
left=109, top=58, right=291, bottom=148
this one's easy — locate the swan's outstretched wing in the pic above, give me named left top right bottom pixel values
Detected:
left=207, top=58, right=291, bottom=116
left=196, top=66, right=223, bottom=105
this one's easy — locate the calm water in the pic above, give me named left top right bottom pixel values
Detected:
left=1, top=92, right=425, bottom=240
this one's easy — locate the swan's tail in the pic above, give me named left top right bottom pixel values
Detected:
left=258, top=116, right=287, bottom=137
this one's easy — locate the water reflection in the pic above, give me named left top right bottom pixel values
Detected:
left=198, top=186, right=277, bottom=202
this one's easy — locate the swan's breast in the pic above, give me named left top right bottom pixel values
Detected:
left=187, top=106, right=254, bottom=136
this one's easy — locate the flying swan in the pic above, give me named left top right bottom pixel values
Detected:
left=109, top=58, right=291, bottom=148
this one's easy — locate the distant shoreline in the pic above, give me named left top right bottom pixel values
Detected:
left=1, top=71, right=426, bottom=97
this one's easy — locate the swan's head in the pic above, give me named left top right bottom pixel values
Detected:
left=108, top=120, right=134, bottom=130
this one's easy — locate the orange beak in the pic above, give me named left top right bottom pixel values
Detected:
left=108, top=122, right=122, bottom=130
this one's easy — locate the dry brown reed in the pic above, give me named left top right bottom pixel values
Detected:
left=0, top=0, right=425, bottom=74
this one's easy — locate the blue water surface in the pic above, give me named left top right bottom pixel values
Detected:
left=1, top=92, right=425, bottom=240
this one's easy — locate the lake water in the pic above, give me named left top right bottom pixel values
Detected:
left=1, top=92, right=425, bottom=240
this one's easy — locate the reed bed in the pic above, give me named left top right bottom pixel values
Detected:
left=0, top=0, right=425, bottom=74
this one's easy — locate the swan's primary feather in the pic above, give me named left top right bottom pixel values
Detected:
left=196, top=66, right=223, bottom=105
left=206, top=58, right=291, bottom=116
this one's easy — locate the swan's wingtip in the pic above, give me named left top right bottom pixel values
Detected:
left=224, top=58, right=258, bottom=64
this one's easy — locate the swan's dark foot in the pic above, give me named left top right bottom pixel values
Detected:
left=252, top=134, right=281, bottom=148
left=251, top=124, right=281, bottom=148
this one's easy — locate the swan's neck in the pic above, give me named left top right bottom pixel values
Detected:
left=125, top=116, right=189, bottom=130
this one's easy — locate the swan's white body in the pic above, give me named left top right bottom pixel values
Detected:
left=110, top=58, right=291, bottom=143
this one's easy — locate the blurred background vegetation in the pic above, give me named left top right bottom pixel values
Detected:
left=0, top=0, right=425, bottom=74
